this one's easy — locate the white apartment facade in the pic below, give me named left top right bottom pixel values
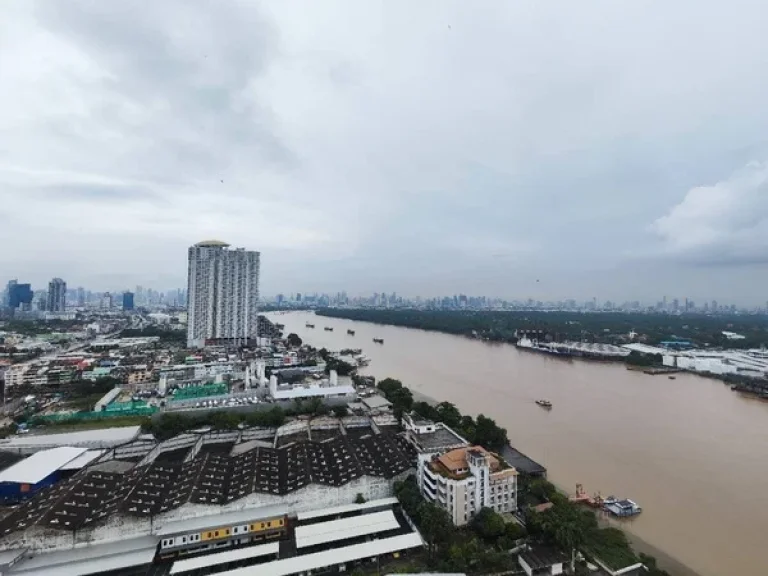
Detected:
left=186, top=241, right=260, bottom=348
left=421, top=446, right=518, bottom=526
left=403, top=413, right=518, bottom=526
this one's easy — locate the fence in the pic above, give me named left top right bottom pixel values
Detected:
left=170, top=383, right=228, bottom=401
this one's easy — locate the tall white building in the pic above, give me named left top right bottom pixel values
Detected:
left=47, top=278, right=67, bottom=312
left=186, top=240, right=260, bottom=348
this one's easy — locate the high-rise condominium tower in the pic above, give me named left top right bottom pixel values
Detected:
left=186, top=240, right=260, bottom=348
left=47, top=278, right=67, bottom=312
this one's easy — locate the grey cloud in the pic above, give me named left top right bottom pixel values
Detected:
left=2, top=0, right=768, bottom=303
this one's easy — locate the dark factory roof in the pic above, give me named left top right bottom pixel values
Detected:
left=0, top=452, right=26, bottom=474
left=0, top=432, right=414, bottom=538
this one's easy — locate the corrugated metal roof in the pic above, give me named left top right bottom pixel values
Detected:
left=296, top=510, right=400, bottom=549
left=297, top=497, right=398, bottom=521
left=217, top=532, right=424, bottom=576
left=58, top=449, right=105, bottom=470
left=0, top=426, right=140, bottom=450
left=0, top=447, right=86, bottom=484
left=170, top=542, right=279, bottom=574
left=10, top=548, right=154, bottom=576
left=7, top=536, right=157, bottom=574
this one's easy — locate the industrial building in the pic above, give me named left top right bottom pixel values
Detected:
left=0, top=426, right=141, bottom=454
left=268, top=370, right=356, bottom=401
left=0, top=419, right=415, bottom=553
left=0, top=447, right=103, bottom=502
left=0, top=497, right=423, bottom=576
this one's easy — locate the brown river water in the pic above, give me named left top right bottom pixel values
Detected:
left=268, top=311, right=768, bottom=576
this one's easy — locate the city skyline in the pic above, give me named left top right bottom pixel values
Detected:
left=2, top=3, right=768, bottom=304
left=2, top=271, right=764, bottom=312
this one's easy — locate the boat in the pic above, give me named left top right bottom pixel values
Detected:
left=668, top=375, right=676, bottom=380
left=324, top=327, right=334, bottom=332
left=603, top=496, right=642, bottom=517
left=347, top=329, right=355, bottom=335
left=535, top=399, right=553, bottom=409
left=373, top=338, right=384, bottom=344
left=306, top=323, right=315, bottom=328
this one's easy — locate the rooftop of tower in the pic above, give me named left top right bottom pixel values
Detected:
left=195, top=240, right=230, bottom=248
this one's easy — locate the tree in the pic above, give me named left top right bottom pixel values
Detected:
left=286, top=333, right=303, bottom=348
left=413, top=401, right=438, bottom=421
left=471, top=507, right=505, bottom=541
left=474, top=414, right=507, bottom=451
left=459, top=415, right=477, bottom=443
left=332, top=405, right=349, bottom=418
left=377, top=378, right=414, bottom=413
left=355, top=493, right=366, bottom=504
left=447, top=537, right=485, bottom=572
left=377, top=378, right=404, bottom=395
left=325, top=357, right=356, bottom=376
left=418, top=502, right=453, bottom=561
left=305, top=397, right=323, bottom=415
left=539, top=500, right=590, bottom=572
left=498, top=521, right=526, bottom=550
left=394, top=476, right=423, bottom=519
left=528, top=478, right=558, bottom=502
left=436, top=402, right=462, bottom=429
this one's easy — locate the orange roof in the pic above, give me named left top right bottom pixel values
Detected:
left=437, top=445, right=494, bottom=472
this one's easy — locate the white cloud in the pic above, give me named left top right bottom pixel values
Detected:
left=651, top=162, right=768, bottom=264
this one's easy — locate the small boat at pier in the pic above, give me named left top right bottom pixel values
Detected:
left=603, top=496, right=642, bottom=517
left=324, top=327, right=334, bottom=332
left=373, top=338, right=384, bottom=344
left=347, top=329, right=355, bottom=335
left=535, top=399, right=553, bottom=409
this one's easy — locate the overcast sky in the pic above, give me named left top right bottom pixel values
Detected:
left=2, top=1, right=768, bottom=304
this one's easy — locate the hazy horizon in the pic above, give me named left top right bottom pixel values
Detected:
left=2, top=1, right=768, bottom=305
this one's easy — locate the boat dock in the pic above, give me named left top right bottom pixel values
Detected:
left=502, top=444, right=547, bottom=478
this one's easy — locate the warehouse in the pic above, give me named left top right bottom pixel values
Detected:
left=0, top=426, right=141, bottom=454
left=0, top=447, right=90, bottom=502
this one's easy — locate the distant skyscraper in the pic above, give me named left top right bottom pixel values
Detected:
left=123, top=291, right=135, bottom=311
left=186, top=240, right=261, bottom=348
left=102, top=292, right=113, bottom=310
left=5, top=280, right=17, bottom=308
left=8, top=282, right=32, bottom=310
left=47, top=278, right=67, bottom=312
left=76, top=287, right=86, bottom=307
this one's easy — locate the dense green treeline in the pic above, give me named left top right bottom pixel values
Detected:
left=317, top=308, right=768, bottom=348
left=376, top=377, right=509, bottom=452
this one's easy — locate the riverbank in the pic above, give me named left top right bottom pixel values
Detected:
left=270, top=311, right=768, bottom=576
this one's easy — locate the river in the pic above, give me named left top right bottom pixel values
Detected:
left=267, top=311, right=768, bottom=576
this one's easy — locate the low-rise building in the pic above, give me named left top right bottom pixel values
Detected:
left=403, top=414, right=518, bottom=526
left=421, top=446, right=518, bottom=525
left=518, top=545, right=568, bottom=576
